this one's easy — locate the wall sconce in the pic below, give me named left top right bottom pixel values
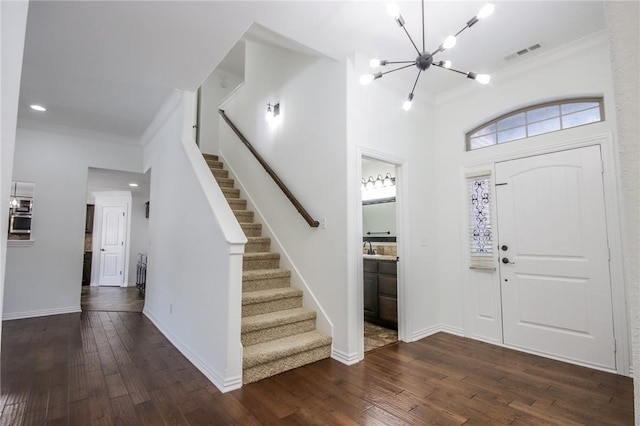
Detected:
left=265, top=102, right=281, bottom=125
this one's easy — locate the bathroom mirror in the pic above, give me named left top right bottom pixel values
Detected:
left=363, top=201, right=396, bottom=240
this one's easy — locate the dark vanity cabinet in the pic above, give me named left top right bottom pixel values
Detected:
left=364, top=258, right=398, bottom=329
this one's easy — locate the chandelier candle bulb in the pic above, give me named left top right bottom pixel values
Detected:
left=442, top=36, right=457, bottom=49
left=478, top=3, right=495, bottom=20
left=402, top=93, right=414, bottom=111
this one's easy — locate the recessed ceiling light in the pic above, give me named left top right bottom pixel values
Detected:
left=30, top=104, right=46, bottom=112
left=129, top=183, right=139, bottom=187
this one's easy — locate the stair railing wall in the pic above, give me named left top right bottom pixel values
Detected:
left=218, top=109, right=320, bottom=228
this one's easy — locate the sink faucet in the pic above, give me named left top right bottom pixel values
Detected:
left=363, top=241, right=375, bottom=255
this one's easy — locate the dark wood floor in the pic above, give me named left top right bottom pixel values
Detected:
left=1, top=311, right=634, bottom=425
left=81, top=286, right=144, bottom=313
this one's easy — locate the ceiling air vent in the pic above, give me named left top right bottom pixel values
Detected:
left=505, top=43, right=542, bottom=61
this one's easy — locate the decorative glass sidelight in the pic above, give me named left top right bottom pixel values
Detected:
left=467, top=172, right=494, bottom=270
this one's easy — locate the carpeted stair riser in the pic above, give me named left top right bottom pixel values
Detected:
left=234, top=210, right=254, bottom=223
left=207, top=160, right=224, bottom=169
left=242, top=290, right=303, bottom=317
left=245, top=237, right=271, bottom=253
left=215, top=177, right=235, bottom=188
left=211, top=168, right=229, bottom=179
left=222, top=188, right=240, bottom=199
left=227, top=198, right=247, bottom=210
left=202, top=153, right=219, bottom=161
left=241, top=308, right=317, bottom=346
left=240, top=223, right=263, bottom=237
left=243, top=253, right=280, bottom=271
left=243, top=344, right=331, bottom=384
left=242, top=269, right=291, bottom=292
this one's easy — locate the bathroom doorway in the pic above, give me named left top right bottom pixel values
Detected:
left=361, top=157, right=399, bottom=352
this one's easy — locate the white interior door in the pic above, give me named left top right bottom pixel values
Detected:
left=495, top=145, right=615, bottom=370
left=99, top=205, right=126, bottom=286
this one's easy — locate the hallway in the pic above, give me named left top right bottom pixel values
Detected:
left=81, top=286, right=144, bottom=313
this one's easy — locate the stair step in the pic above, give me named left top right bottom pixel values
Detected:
left=222, top=188, right=240, bottom=199
left=242, top=331, right=332, bottom=384
left=227, top=198, right=247, bottom=210
left=243, top=269, right=291, bottom=292
left=241, top=223, right=262, bottom=237
left=245, top=237, right=271, bottom=253
left=202, top=153, right=218, bottom=162
left=243, top=252, right=279, bottom=271
left=207, top=160, right=224, bottom=169
left=241, top=308, right=317, bottom=346
left=215, top=177, right=235, bottom=188
left=242, top=287, right=302, bottom=317
left=234, top=210, right=254, bottom=223
left=211, top=168, right=229, bottom=179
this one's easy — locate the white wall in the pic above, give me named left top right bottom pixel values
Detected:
left=347, top=53, right=439, bottom=357
left=219, top=40, right=349, bottom=357
left=0, top=0, right=29, bottom=367
left=199, top=68, right=244, bottom=155
left=431, top=33, right=625, bottom=357
left=142, top=91, right=246, bottom=392
left=604, top=1, right=640, bottom=419
left=4, top=125, right=144, bottom=319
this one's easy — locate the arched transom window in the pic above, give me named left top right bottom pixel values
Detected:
left=466, top=97, right=604, bottom=151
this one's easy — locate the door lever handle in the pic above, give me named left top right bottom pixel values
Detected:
left=100, top=248, right=105, bottom=251
left=501, top=257, right=515, bottom=264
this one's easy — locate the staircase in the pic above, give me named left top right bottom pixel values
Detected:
left=203, top=153, right=332, bottom=384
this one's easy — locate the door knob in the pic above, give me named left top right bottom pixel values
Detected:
left=100, top=248, right=105, bottom=251
left=502, top=257, right=515, bottom=264
left=501, top=245, right=508, bottom=251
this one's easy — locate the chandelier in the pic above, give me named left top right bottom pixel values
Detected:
left=360, top=1, right=495, bottom=110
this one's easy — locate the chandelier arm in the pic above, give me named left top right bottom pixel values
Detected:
left=422, top=0, right=425, bottom=52
left=454, top=25, right=471, bottom=38
left=432, top=62, right=470, bottom=76
left=410, top=69, right=422, bottom=95
left=380, top=63, right=416, bottom=77
left=401, top=25, right=421, bottom=55
left=384, top=60, right=417, bottom=65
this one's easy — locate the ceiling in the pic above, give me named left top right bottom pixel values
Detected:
left=18, top=1, right=606, bottom=141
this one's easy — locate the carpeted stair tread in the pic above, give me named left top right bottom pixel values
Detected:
left=243, top=331, right=332, bottom=369
left=202, top=153, right=218, bottom=161
left=243, top=268, right=290, bottom=281
left=243, top=252, right=279, bottom=260
left=240, top=223, right=262, bottom=237
left=215, top=177, right=235, bottom=188
left=222, top=188, right=240, bottom=198
left=207, top=160, right=224, bottom=169
left=242, top=287, right=302, bottom=305
left=241, top=307, right=316, bottom=333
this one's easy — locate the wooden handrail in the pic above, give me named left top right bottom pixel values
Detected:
left=218, top=109, right=320, bottom=228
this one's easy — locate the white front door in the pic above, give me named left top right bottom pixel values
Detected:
left=495, top=145, right=615, bottom=370
left=99, top=205, right=126, bottom=286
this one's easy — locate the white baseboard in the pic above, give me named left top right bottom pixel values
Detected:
left=410, top=323, right=465, bottom=342
left=332, top=348, right=361, bottom=365
left=142, top=307, right=242, bottom=393
left=2, top=305, right=81, bottom=321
